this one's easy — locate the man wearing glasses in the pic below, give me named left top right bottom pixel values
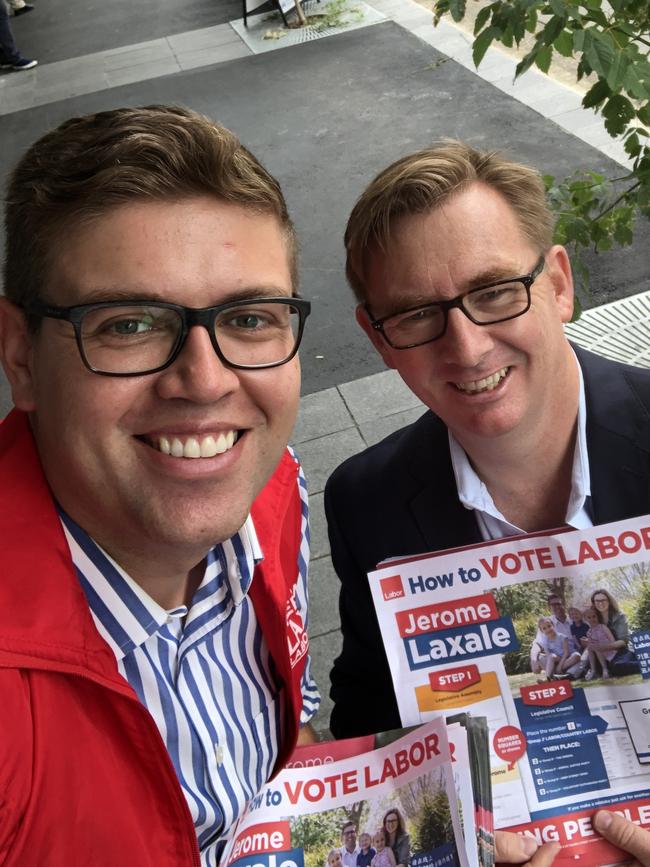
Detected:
left=0, top=105, right=318, bottom=865
left=326, top=141, right=650, bottom=739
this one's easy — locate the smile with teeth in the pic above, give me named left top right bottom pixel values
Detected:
left=155, top=431, right=238, bottom=459
left=455, top=367, right=509, bottom=394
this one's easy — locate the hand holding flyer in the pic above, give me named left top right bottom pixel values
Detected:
left=367, top=515, right=650, bottom=867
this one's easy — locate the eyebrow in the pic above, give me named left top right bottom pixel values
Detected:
left=74, top=286, right=294, bottom=305
left=377, top=263, right=526, bottom=318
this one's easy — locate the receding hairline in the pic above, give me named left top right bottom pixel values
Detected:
left=348, top=181, right=536, bottom=298
left=344, top=141, right=554, bottom=302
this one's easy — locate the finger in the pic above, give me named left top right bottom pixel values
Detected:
left=495, top=831, right=540, bottom=863
left=593, top=812, right=650, bottom=866
left=524, top=843, right=561, bottom=867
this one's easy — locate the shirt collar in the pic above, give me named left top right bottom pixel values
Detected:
left=59, top=509, right=263, bottom=660
left=449, top=349, right=591, bottom=533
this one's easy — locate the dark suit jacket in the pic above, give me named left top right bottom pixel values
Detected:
left=325, top=346, right=650, bottom=738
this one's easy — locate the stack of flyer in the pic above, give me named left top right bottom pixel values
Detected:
left=367, top=514, right=650, bottom=866
left=221, top=716, right=494, bottom=867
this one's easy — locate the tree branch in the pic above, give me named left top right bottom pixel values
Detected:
left=591, top=180, right=641, bottom=224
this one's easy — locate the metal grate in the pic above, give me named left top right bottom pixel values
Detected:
left=231, top=0, right=386, bottom=53
left=565, top=290, right=650, bottom=368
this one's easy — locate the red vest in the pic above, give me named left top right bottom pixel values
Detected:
left=0, top=410, right=307, bottom=866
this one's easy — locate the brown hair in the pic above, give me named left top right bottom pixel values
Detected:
left=591, top=588, right=620, bottom=623
left=3, top=105, right=298, bottom=313
left=344, top=140, right=554, bottom=301
left=382, top=808, right=406, bottom=841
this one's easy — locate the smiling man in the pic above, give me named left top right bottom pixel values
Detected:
left=0, top=105, right=318, bottom=866
left=325, top=141, right=650, bottom=739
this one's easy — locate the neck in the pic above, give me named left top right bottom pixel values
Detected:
left=90, top=534, right=207, bottom=608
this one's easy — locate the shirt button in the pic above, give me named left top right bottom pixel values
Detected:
left=215, top=744, right=224, bottom=766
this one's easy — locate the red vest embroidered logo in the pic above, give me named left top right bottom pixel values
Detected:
left=286, top=583, right=309, bottom=668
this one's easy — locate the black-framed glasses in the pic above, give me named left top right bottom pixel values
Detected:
left=24, top=296, right=311, bottom=376
left=368, top=256, right=545, bottom=350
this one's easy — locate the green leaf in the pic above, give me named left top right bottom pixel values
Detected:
left=576, top=56, right=592, bottom=80
left=609, top=27, right=630, bottom=49
left=549, top=0, right=567, bottom=15
left=605, top=51, right=630, bottom=91
left=602, top=93, right=636, bottom=135
left=553, top=29, right=573, bottom=57
left=571, top=258, right=590, bottom=313
left=582, top=78, right=611, bottom=109
left=583, top=30, right=616, bottom=80
left=524, top=8, right=538, bottom=33
left=474, top=5, right=491, bottom=34
left=572, top=29, right=585, bottom=51
left=535, top=44, right=553, bottom=73
left=541, top=15, right=565, bottom=44
left=623, top=63, right=650, bottom=101
left=638, top=104, right=650, bottom=126
left=515, top=49, right=538, bottom=77
left=583, top=6, right=608, bottom=27
left=570, top=293, right=582, bottom=323
left=613, top=208, right=634, bottom=246
left=624, top=132, right=641, bottom=156
left=445, top=0, right=465, bottom=21
left=472, top=26, right=497, bottom=66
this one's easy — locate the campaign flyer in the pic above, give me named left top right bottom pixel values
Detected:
left=368, top=515, right=650, bottom=866
left=221, top=719, right=472, bottom=867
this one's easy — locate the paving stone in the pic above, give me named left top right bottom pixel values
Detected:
left=490, top=68, right=547, bottom=98
left=569, top=122, right=617, bottom=149
left=391, top=5, right=433, bottom=27
left=308, top=555, right=341, bottom=637
left=176, top=42, right=251, bottom=70
left=102, top=41, right=174, bottom=71
left=551, top=107, right=607, bottom=136
left=599, top=141, right=632, bottom=167
left=296, top=427, right=365, bottom=494
left=292, top=387, right=355, bottom=445
left=517, top=81, right=568, bottom=107
left=12, top=0, right=242, bottom=65
left=25, top=75, right=109, bottom=111
left=167, top=24, right=241, bottom=53
left=339, top=369, right=422, bottom=424
left=525, top=86, right=583, bottom=117
left=368, top=0, right=405, bottom=13
left=0, top=90, right=36, bottom=115
left=445, top=43, right=475, bottom=67
left=472, top=45, right=515, bottom=72
left=308, top=626, right=342, bottom=736
left=105, top=58, right=182, bottom=88
left=359, top=405, right=426, bottom=446
left=308, top=491, right=330, bottom=560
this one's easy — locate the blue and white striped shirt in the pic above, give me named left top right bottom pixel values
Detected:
left=59, top=455, right=319, bottom=866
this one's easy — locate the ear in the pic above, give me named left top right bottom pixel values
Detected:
left=545, top=245, right=575, bottom=323
left=0, top=298, right=37, bottom=411
left=355, top=304, right=396, bottom=369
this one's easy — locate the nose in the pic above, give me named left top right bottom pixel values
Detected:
left=436, top=306, right=495, bottom=368
left=155, top=325, right=240, bottom=402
